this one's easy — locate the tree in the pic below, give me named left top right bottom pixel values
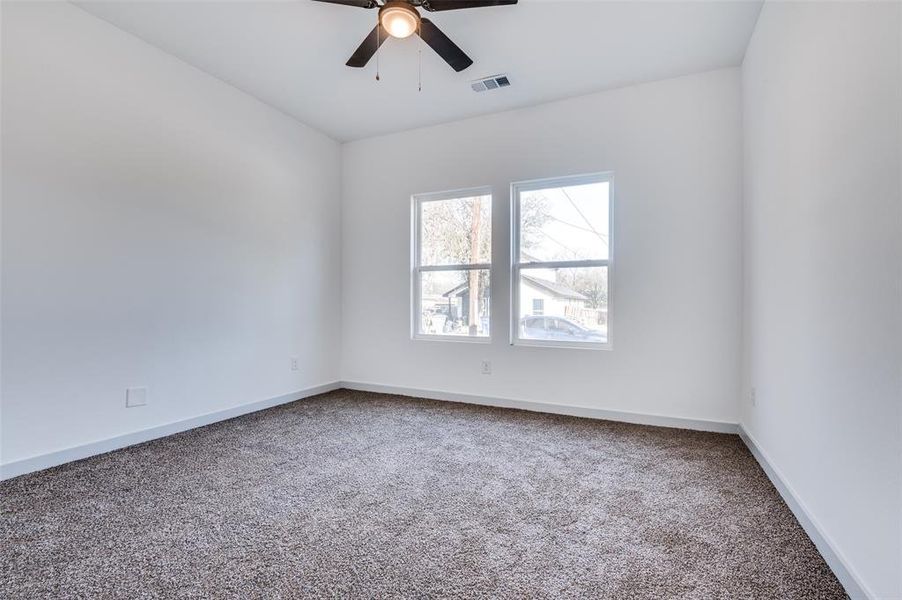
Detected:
left=420, top=194, right=552, bottom=332
left=420, top=197, right=491, bottom=266
left=557, top=267, right=608, bottom=309
left=421, top=197, right=491, bottom=332
left=519, top=194, right=552, bottom=257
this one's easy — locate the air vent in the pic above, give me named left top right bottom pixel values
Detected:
left=471, top=74, right=511, bottom=93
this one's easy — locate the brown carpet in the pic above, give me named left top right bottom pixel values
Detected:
left=1, top=389, right=844, bottom=599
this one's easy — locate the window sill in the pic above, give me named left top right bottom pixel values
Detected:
left=511, top=339, right=612, bottom=351
left=412, top=334, right=492, bottom=344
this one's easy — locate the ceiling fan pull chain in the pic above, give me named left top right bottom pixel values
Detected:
left=375, top=22, right=381, bottom=81
left=417, top=21, right=422, bottom=92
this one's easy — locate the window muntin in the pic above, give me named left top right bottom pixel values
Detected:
left=512, top=174, right=612, bottom=348
left=413, top=189, right=492, bottom=340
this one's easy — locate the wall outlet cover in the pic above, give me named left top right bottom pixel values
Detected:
left=481, top=361, right=492, bottom=375
left=126, top=387, right=148, bottom=408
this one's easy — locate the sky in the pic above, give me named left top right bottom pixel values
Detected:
left=521, top=181, right=609, bottom=263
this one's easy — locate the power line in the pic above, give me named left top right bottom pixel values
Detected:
left=559, top=187, right=607, bottom=246
left=533, top=228, right=582, bottom=260
left=548, top=215, right=609, bottom=246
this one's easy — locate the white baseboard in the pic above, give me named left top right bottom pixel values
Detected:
left=1, top=381, right=734, bottom=480
left=0, top=381, right=341, bottom=481
left=341, top=380, right=739, bottom=434
left=739, top=425, right=870, bottom=600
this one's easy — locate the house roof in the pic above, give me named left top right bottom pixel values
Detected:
left=442, top=282, right=468, bottom=298
left=521, top=275, right=587, bottom=301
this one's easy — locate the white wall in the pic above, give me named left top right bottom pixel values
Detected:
left=1, top=2, right=342, bottom=466
left=741, top=2, right=902, bottom=598
left=342, top=68, right=743, bottom=426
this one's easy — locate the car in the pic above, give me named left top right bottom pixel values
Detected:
left=520, top=315, right=605, bottom=342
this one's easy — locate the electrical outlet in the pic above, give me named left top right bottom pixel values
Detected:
left=481, top=361, right=492, bottom=375
left=126, top=387, right=147, bottom=408
left=750, top=387, right=757, bottom=407
left=290, top=357, right=299, bottom=372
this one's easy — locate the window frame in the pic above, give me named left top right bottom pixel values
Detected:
left=510, top=172, right=614, bottom=350
left=411, top=186, right=493, bottom=343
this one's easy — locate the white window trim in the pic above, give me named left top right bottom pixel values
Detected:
left=509, top=172, right=614, bottom=350
left=411, top=186, right=493, bottom=343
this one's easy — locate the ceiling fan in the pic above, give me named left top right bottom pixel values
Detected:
left=313, top=0, right=518, bottom=73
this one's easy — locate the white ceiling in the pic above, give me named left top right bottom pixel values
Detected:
left=75, top=0, right=763, bottom=141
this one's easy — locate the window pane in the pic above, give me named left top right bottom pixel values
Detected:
left=419, top=269, right=490, bottom=337
left=420, top=195, right=491, bottom=266
left=517, top=266, right=607, bottom=343
left=519, top=181, right=609, bottom=262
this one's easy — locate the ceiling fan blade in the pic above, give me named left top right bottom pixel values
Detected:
left=311, top=0, right=377, bottom=8
left=418, top=18, right=473, bottom=72
left=422, top=0, right=517, bottom=11
left=346, top=24, right=388, bottom=68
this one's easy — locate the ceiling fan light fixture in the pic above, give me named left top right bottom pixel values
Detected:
left=380, top=3, right=419, bottom=39
left=326, top=0, right=519, bottom=72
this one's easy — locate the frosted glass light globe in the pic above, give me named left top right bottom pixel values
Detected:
left=381, top=6, right=418, bottom=39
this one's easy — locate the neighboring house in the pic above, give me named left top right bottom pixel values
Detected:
left=515, top=253, right=601, bottom=326
left=434, top=265, right=606, bottom=334
left=439, top=281, right=490, bottom=334
left=518, top=273, right=587, bottom=320
left=518, top=263, right=607, bottom=330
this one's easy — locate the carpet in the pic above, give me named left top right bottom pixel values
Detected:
left=1, top=389, right=845, bottom=598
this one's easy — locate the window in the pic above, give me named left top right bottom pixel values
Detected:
left=532, top=298, right=545, bottom=316
left=511, top=173, right=612, bottom=348
left=413, top=189, right=492, bottom=340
